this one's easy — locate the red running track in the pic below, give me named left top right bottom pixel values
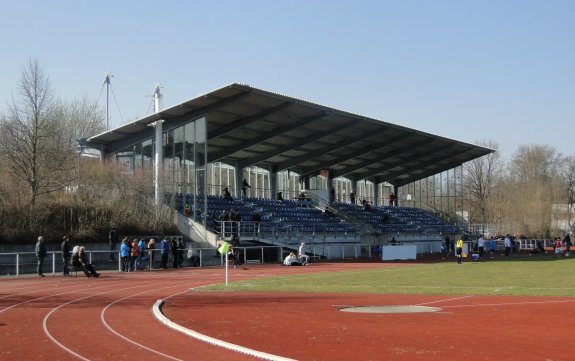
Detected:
left=1, top=262, right=574, bottom=360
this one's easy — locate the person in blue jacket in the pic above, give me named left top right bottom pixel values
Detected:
left=120, top=238, right=130, bottom=272
left=137, top=238, right=147, bottom=270
left=160, top=237, right=170, bottom=269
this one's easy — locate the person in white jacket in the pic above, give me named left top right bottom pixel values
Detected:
left=283, top=252, right=301, bottom=266
left=298, top=242, right=310, bottom=265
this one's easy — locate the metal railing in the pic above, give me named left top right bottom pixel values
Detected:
left=0, top=244, right=381, bottom=277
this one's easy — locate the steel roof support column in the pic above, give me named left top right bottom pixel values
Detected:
left=153, top=119, right=163, bottom=219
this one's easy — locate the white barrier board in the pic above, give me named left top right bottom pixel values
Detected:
left=381, top=245, right=417, bottom=260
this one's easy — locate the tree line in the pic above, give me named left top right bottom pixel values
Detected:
left=0, top=60, right=175, bottom=244
left=464, top=140, right=575, bottom=238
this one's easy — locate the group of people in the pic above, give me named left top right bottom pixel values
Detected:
left=119, top=236, right=201, bottom=271
left=552, top=234, right=572, bottom=257
left=212, top=208, right=243, bottom=237
left=121, top=237, right=153, bottom=272
left=283, top=242, right=311, bottom=266
left=34, top=235, right=100, bottom=277
left=444, top=233, right=574, bottom=264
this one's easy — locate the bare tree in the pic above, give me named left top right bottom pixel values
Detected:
left=505, top=144, right=564, bottom=237
left=0, top=59, right=72, bottom=206
left=509, top=144, right=562, bottom=182
left=559, top=156, right=575, bottom=231
left=61, top=96, right=105, bottom=149
left=464, top=139, right=501, bottom=234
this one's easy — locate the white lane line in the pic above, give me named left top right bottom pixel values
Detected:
left=441, top=298, right=575, bottom=309
left=99, top=285, right=195, bottom=361
left=153, top=299, right=297, bottom=361
left=0, top=281, right=95, bottom=299
left=416, top=295, right=474, bottom=306
left=0, top=283, right=117, bottom=314
left=42, top=282, right=180, bottom=361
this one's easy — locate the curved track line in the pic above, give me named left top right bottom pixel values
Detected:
left=99, top=284, right=191, bottom=361
left=42, top=281, right=178, bottom=360
left=0, top=283, right=116, bottom=314
left=0, top=282, right=96, bottom=300
left=153, top=299, right=297, bottom=361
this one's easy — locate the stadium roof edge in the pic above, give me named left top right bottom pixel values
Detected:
left=87, top=83, right=494, bottom=187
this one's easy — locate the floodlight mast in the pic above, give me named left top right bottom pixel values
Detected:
left=154, top=83, right=163, bottom=113
left=153, top=84, right=164, bottom=220
left=103, top=73, right=114, bottom=131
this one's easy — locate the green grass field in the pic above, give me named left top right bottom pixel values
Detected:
left=204, top=255, right=575, bottom=297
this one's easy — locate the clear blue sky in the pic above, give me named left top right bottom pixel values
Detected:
left=1, top=0, right=573, bottom=160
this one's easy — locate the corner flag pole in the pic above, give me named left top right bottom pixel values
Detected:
left=218, top=241, right=230, bottom=286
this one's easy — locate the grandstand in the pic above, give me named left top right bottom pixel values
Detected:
left=87, top=83, right=493, bottom=257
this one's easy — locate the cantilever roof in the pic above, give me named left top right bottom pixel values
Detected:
left=87, top=83, right=493, bottom=187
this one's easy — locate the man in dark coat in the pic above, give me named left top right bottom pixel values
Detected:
left=35, top=236, right=47, bottom=277
left=61, top=235, right=71, bottom=276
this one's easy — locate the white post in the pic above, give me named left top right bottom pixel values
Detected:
left=225, top=252, right=229, bottom=286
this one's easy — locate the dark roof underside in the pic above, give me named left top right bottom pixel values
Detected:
left=87, top=83, right=493, bottom=187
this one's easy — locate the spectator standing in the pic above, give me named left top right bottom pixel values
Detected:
left=489, top=237, right=496, bottom=258
left=147, top=239, right=156, bottom=269
left=35, top=236, right=47, bottom=277
left=177, top=238, right=185, bottom=268
left=388, top=192, right=395, bottom=207
left=564, top=233, right=572, bottom=256
left=61, top=235, right=71, bottom=276
left=241, top=179, right=251, bottom=198
left=504, top=234, right=512, bottom=259
left=445, top=236, right=451, bottom=256
left=160, top=238, right=170, bottom=269
left=120, top=238, right=130, bottom=272
left=170, top=238, right=179, bottom=268
left=329, top=187, right=336, bottom=204
left=350, top=191, right=356, bottom=205
left=456, top=238, right=463, bottom=264
left=130, top=239, right=140, bottom=271
left=298, top=242, right=310, bottom=265
left=230, top=209, right=241, bottom=235
left=137, top=238, right=147, bottom=269
left=223, top=187, right=232, bottom=201
left=477, top=235, right=485, bottom=258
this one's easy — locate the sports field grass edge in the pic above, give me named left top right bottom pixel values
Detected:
left=200, top=256, right=575, bottom=297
